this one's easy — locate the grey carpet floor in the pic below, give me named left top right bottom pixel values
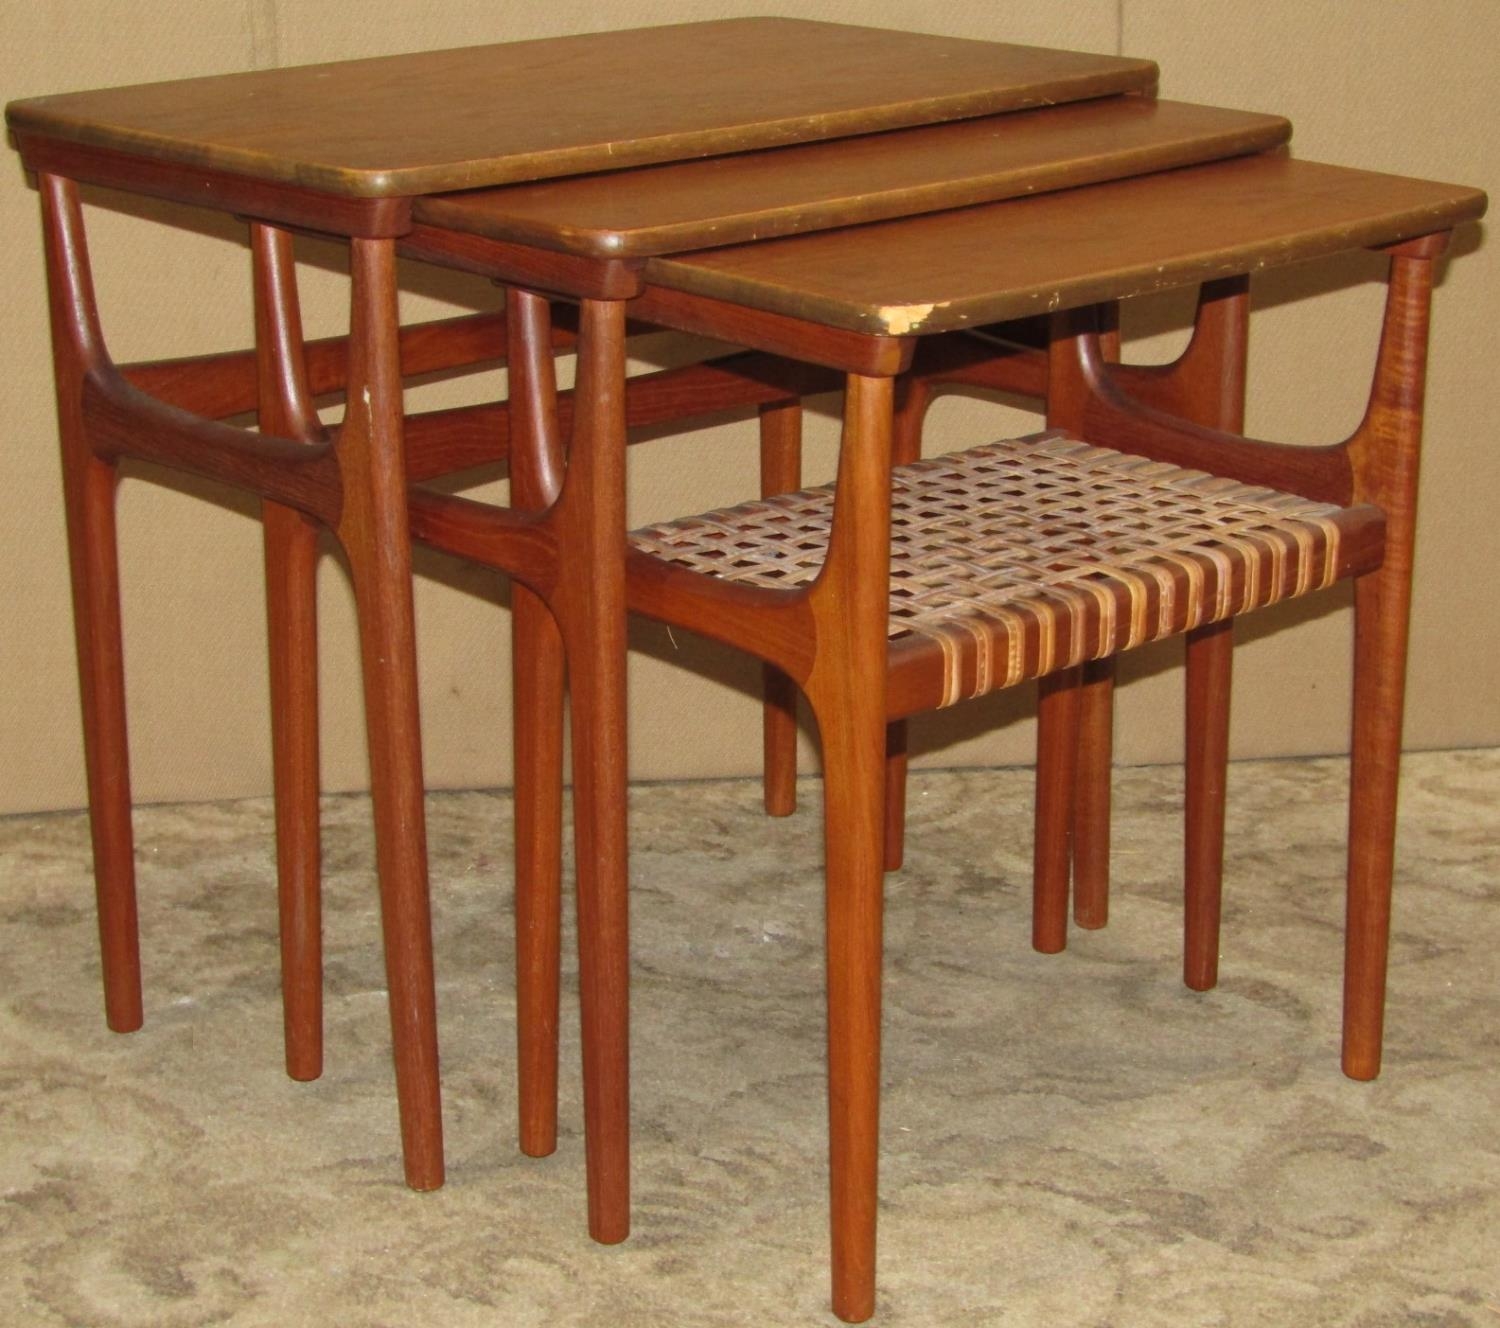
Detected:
left=2, top=749, right=1496, bottom=1327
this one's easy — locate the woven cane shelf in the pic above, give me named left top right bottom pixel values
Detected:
left=630, top=431, right=1386, bottom=713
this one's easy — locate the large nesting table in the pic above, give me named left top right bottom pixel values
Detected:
left=6, top=17, right=1166, bottom=1212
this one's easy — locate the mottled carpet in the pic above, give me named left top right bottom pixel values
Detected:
left=2, top=750, right=1496, bottom=1326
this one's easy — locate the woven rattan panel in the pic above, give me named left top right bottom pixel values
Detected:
left=631, top=431, right=1377, bottom=707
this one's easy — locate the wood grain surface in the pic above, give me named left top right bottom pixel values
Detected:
left=5, top=19, right=1156, bottom=196
left=646, top=154, right=1486, bottom=335
left=415, top=99, right=1290, bottom=257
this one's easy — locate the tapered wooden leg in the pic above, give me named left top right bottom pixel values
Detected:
left=564, top=612, right=630, bottom=1241
left=39, top=174, right=142, bottom=1033
left=808, top=374, right=892, bottom=1324
left=554, top=299, right=631, bottom=1242
left=514, top=589, right=565, bottom=1156
left=1071, top=659, right=1114, bottom=930
left=264, top=501, right=323, bottom=1079
left=338, top=237, right=443, bottom=1190
left=66, top=448, right=142, bottom=1032
left=1184, top=620, right=1233, bottom=991
left=1340, top=243, right=1440, bottom=1081
left=252, top=223, right=327, bottom=1083
left=763, top=667, right=802, bottom=815
left=760, top=399, right=803, bottom=818
left=1046, top=253, right=1440, bottom=1069
left=1034, top=667, right=1082, bottom=954
left=505, top=289, right=568, bottom=1159
left=1342, top=568, right=1409, bottom=1081
left=763, top=669, right=801, bottom=816
left=820, top=704, right=887, bottom=1324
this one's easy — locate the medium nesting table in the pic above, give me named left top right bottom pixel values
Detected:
left=403, top=150, right=1484, bottom=1321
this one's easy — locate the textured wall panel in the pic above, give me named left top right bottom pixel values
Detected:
left=2, top=1, right=1491, bottom=811
left=1121, top=0, right=1499, bottom=759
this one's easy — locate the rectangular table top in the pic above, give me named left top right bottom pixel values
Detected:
left=5, top=19, right=1156, bottom=198
left=414, top=99, right=1289, bottom=258
left=644, top=154, right=1488, bottom=336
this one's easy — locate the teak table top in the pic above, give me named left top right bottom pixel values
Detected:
left=644, top=154, right=1488, bottom=336
left=4, top=19, right=1157, bottom=197
left=415, top=99, right=1290, bottom=258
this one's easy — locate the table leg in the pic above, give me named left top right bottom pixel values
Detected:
left=1341, top=242, right=1440, bottom=1081
left=252, top=222, right=326, bottom=1084
left=1184, top=618, right=1232, bottom=990
left=1171, top=280, right=1247, bottom=990
left=513, top=586, right=565, bottom=1158
left=1343, top=565, right=1407, bottom=1080
left=506, top=288, right=566, bottom=1160
left=1034, top=666, right=1082, bottom=954
left=1070, top=658, right=1114, bottom=929
left=806, top=373, right=893, bottom=1324
left=40, top=174, right=142, bottom=1033
left=402, top=293, right=632, bottom=1231
left=336, top=236, right=443, bottom=1190
left=263, top=501, right=324, bottom=1079
left=553, top=298, right=631, bottom=1242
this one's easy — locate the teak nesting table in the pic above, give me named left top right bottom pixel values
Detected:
left=7, top=16, right=1181, bottom=1237
left=7, top=18, right=1485, bottom=1323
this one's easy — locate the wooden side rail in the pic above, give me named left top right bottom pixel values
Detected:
left=81, top=371, right=342, bottom=525
left=121, top=310, right=519, bottom=419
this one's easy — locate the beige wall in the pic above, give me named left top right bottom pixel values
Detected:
left=2, top=1, right=1495, bottom=815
